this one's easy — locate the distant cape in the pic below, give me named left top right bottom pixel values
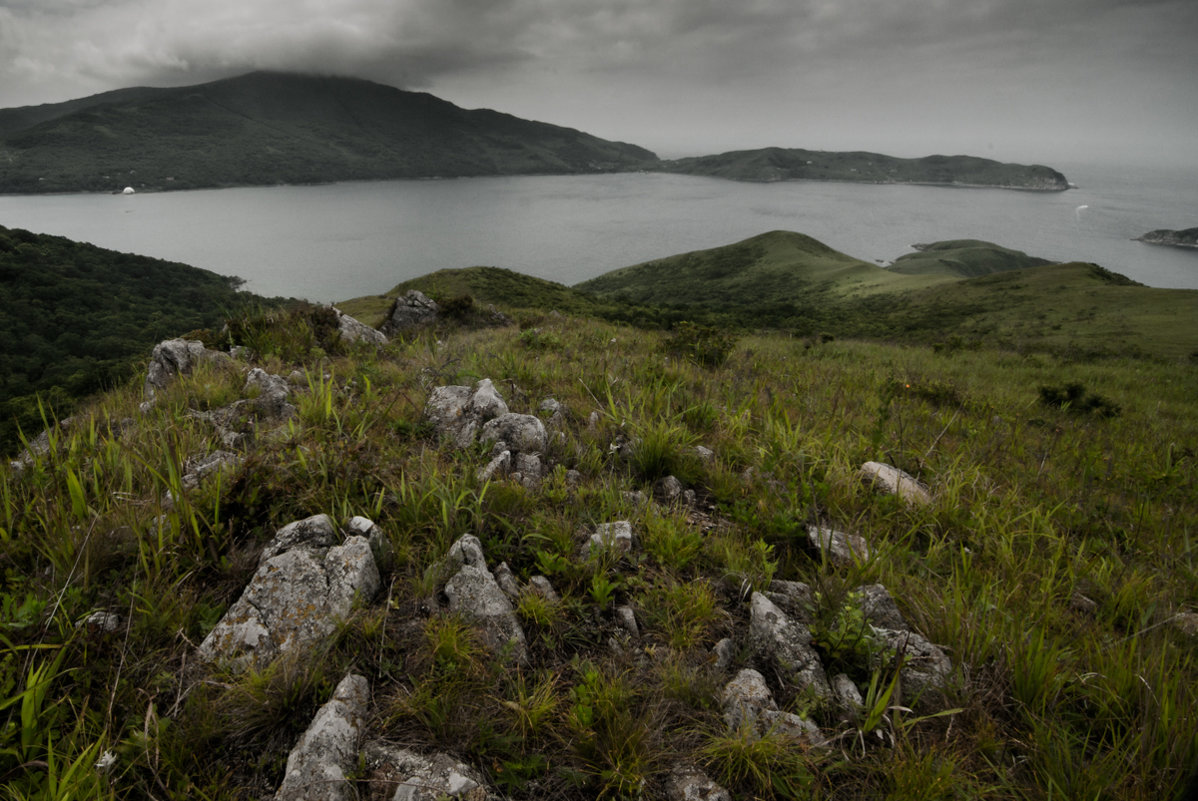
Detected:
left=0, top=71, right=1068, bottom=194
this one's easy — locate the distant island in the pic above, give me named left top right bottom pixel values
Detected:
left=1136, top=227, right=1198, bottom=249
left=0, top=71, right=1069, bottom=194
left=659, top=147, right=1070, bottom=191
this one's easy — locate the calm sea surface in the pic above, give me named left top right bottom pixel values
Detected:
left=1, top=160, right=1195, bottom=302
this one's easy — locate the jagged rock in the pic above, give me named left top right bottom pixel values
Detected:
left=332, top=307, right=387, bottom=346
left=764, top=580, right=815, bottom=623
left=721, top=668, right=822, bottom=745
left=245, top=368, right=296, bottom=419
left=181, top=450, right=242, bottom=491
left=528, top=575, right=560, bottom=603
left=144, top=338, right=230, bottom=399
left=440, top=535, right=528, bottom=663
left=539, top=397, right=567, bottom=428
left=1172, top=612, right=1198, bottom=640
left=693, top=445, right=716, bottom=463
left=655, top=475, right=685, bottom=503
left=748, top=592, right=831, bottom=701
left=667, top=764, right=731, bottom=801
left=493, top=562, right=521, bottom=600
left=77, top=611, right=121, bottom=633
left=381, top=290, right=439, bottom=336
left=855, top=583, right=909, bottom=631
left=859, top=461, right=932, bottom=506
left=347, top=515, right=395, bottom=575
left=479, top=413, right=547, bottom=455
left=275, top=673, right=370, bottom=801
left=198, top=514, right=380, bottom=669
left=807, top=525, right=871, bottom=566
left=477, top=450, right=511, bottom=483
left=363, top=742, right=494, bottom=801
left=713, top=638, right=737, bottom=672
left=621, top=490, right=648, bottom=507
left=853, top=584, right=953, bottom=704
left=583, top=520, right=635, bottom=557
left=513, top=452, right=544, bottom=488
left=424, top=379, right=510, bottom=448
left=831, top=673, right=864, bottom=721
left=615, top=605, right=639, bottom=638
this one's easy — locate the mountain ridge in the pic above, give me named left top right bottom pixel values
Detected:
left=0, top=72, right=1069, bottom=194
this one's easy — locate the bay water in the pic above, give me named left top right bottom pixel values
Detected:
left=1, top=160, right=1194, bottom=302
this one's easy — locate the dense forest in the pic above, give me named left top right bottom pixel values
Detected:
left=0, top=225, right=268, bottom=449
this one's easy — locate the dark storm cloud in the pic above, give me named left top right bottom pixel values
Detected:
left=0, top=0, right=1194, bottom=162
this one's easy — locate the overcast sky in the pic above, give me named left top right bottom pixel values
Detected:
left=1, top=0, right=1195, bottom=165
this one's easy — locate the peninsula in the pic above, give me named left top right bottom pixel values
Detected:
left=0, top=72, right=1070, bottom=194
left=1136, top=227, right=1198, bottom=249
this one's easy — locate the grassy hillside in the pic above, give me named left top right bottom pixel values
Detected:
left=574, top=231, right=1198, bottom=360
left=1, top=298, right=1194, bottom=799
left=0, top=225, right=273, bottom=450
left=888, top=239, right=1054, bottom=278
left=575, top=230, right=952, bottom=306
left=660, top=148, right=1070, bottom=190
left=0, top=72, right=657, bottom=193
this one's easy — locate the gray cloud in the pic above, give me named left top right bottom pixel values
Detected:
left=0, top=0, right=1194, bottom=163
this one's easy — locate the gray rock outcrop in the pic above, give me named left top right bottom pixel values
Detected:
left=438, top=535, right=528, bottom=663
left=363, top=742, right=496, bottom=801
left=332, top=307, right=387, bottom=345
left=583, top=520, right=635, bottom=557
left=275, top=673, right=370, bottom=801
left=721, top=668, right=823, bottom=745
left=144, top=338, right=231, bottom=399
left=198, top=514, right=381, bottom=669
left=424, top=379, right=510, bottom=449
left=808, top=525, right=871, bottom=566
left=859, top=461, right=932, bottom=506
left=667, top=764, right=731, bottom=801
left=747, top=591, right=831, bottom=701
left=854, top=584, right=953, bottom=704
left=381, top=290, right=439, bottom=336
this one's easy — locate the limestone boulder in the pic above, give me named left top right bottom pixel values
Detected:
left=859, top=461, right=932, bottom=506
left=144, top=338, right=231, bottom=399
left=275, top=673, right=370, bottom=801
left=747, top=592, right=831, bottom=701
left=332, top=308, right=387, bottom=346
left=808, top=525, right=871, bottom=566
left=381, top=290, right=439, bottom=336
left=198, top=514, right=380, bottom=669
left=439, top=535, right=528, bottom=663
left=363, top=742, right=497, bottom=801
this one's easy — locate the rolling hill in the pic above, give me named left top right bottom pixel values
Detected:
left=660, top=147, right=1070, bottom=190
left=0, top=72, right=657, bottom=193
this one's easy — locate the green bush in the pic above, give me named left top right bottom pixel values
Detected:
left=665, top=321, right=737, bottom=368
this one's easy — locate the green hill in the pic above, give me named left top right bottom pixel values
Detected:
left=574, top=230, right=952, bottom=306
left=0, top=72, right=657, bottom=193
left=660, top=147, right=1070, bottom=190
left=887, top=239, right=1055, bottom=278
left=0, top=225, right=271, bottom=448
left=1, top=287, right=1194, bottom=800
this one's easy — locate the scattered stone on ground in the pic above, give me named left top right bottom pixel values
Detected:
left=363, top=741, right=495, bottom=801
left=197, top=514, right=381, bottom=669
left=381, top=290, right=439, bottom=336
left=583, top=520, right=635, bottom=557
left=275, top=673, right=370, bottom=801
left=331, top=307, right=387, bottom=346
left=859, top=461, right=932, bottom=506
left=181, top=449, right=242, bottom=491
left=808, top=524, right=871, bottom=565
left=438, top=534, right=528, bottom=663
left=748, top=591, right=831, bottom=701
left=721, top=667, right=823, bottom=745
left=666, top=764, right=732, bottom=801
left=144, top=338, right=232, bottom=400
left=853, top=584, right=953, bottom=706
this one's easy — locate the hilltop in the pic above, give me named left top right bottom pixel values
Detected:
left=0, top=72, right=1070, bottom=194
left=0, top=72, right=657, bottom=193
left=1, top=272, right=1194, bottom=799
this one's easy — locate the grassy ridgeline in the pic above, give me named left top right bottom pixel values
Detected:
left=1, top=298, right=1194, bottom=799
